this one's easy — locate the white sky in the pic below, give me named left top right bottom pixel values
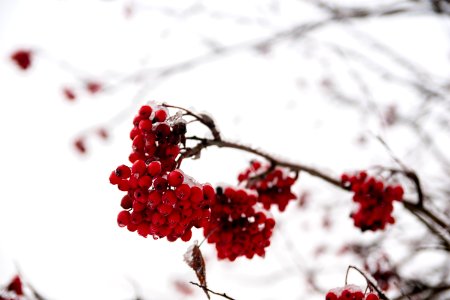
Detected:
left=0, top=1, right=449, bottom=299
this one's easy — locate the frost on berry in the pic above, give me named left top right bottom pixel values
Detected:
left=341, top=171, right=404, bottom=232
left=238, top=160, right=297, bottom=211
left=11, top=49, right=32, bottom=70
left=325, top=285, right=372, bottom=300
left=203, top=186, right=275, bottom=261
left=110, top=103, right=214, bottom=241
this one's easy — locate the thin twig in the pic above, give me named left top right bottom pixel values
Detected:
left=190, top=282, right=236, bottom=300
left=163, top=103, right=221, bottom=140
left=346, top=265, right=390, bottom=300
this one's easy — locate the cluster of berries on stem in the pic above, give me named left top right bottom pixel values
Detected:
left=325, top=285, right=380, bottom=300
left=204, top=186, right=275, bottom=261
left=109, top=103, right=409, bottom=261
left=109, top=103, right=214, bottom=241
left=238, top=160, right=297, bottom=211
left=341, top=171, right=404, bottom=231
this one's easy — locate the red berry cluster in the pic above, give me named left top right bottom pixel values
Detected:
left=203, top=186, right=275, bottom=261
left=110, top=104, right=215, bottom=241
left=11, top=50, right=32, bottom=70
left=238, top=160, right=297, bottom=211
left=325, top=285, right=379, bottom=300
left=341, top=171, right=404, bottom=232
left=0, top=275, right=23, bottom=300
left=364, top=257, right=397, bottom=291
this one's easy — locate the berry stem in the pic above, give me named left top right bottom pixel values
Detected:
left=162, top=104, right=221, bottom=140
left=346, top=265, right=391, bottom=300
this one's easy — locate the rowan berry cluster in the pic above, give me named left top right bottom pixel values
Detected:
left=110, top=104, right=215, bottom=241
left=0, top=275, right=23, bottom=300
left=238, top=160, right=297, bottom=211
left=10, top=50, right=32, bottom=70
left=325, top=285, right=379, bottom=300
left=203, top=186, right=275, bottom=261
left=341, top=171, right=404, bottom=232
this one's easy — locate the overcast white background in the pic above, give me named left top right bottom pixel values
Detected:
left=0, top=1, right=449, bottom=299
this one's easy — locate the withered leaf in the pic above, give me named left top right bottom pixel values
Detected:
left=184, top=241, right=209, bottom=299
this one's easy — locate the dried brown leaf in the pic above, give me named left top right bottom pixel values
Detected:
left=184, top=241, right=209, bottom=299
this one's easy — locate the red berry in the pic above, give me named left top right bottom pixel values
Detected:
left=134, top=189, right=148, bottom=203
left=162, top=190, right=177, bottom=206
left=168, top=211, right=181, bottom=225
left=86, top=81, right=102, bottom=94
left=63, top=87, right=76, bottom=101
left=181, top=228, right=192, bottom=241
left=147, top=161, right=162, bottom=176
left=130, top=127, right=139, bottom=140
left=109, top=171, right=121, bottom=185
left=340, top=289, right=352, bottom=299
left=154, top=109, right=167, bottom=122
left=148, top=191, right=162, bottom=208
left=120, top=195, right=133, bottom=209
left=133, top=200, right=146, bottom=212
left=353, top=291, right=364, bottom=300
left=128, top=152, right=141, bottom=163
left=115, top=164, right=131, bottom=179
left=118, top=180, right=130, bottom=191
left=325, top=292, right=337, bottom=300
left=138, top=175, right=152, bottom=189
left=132, top=135, right=145, bottom=151
left=153, top=176, right=168, bottom=191
left=137, top=223, right=150, bottom=237
left=202, top=184, right=216, bottom=203
left=265, top=218, right=276, bottom=229
left=127, top=222, right=138, bottom=232
left=168, top=170, right=184, bottom=187
left=117, top=211, right=131, bottom=227
left=165, top=145, right=180, bottom=158
left=131, top=160, right=147, bottom=176
left=154, top=123, right=171, bottom=140
left=7, top=275, right=23, bottom=295
left=366, top=294, right=379, bottom=300
left=157, top=204, right=173, bottom=216
left=175, top=184, right=191, bottom=201
left=138, top=119, right=153, bottom=132
left=11, top=50, right=32, bottom=70
left=151, top=212, right=165, bottom=226
left=130, top=211, right=143, bottom=225
left=139, top=105, right=153, bottom=118
left=189, top=186, right=203, bottom=204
